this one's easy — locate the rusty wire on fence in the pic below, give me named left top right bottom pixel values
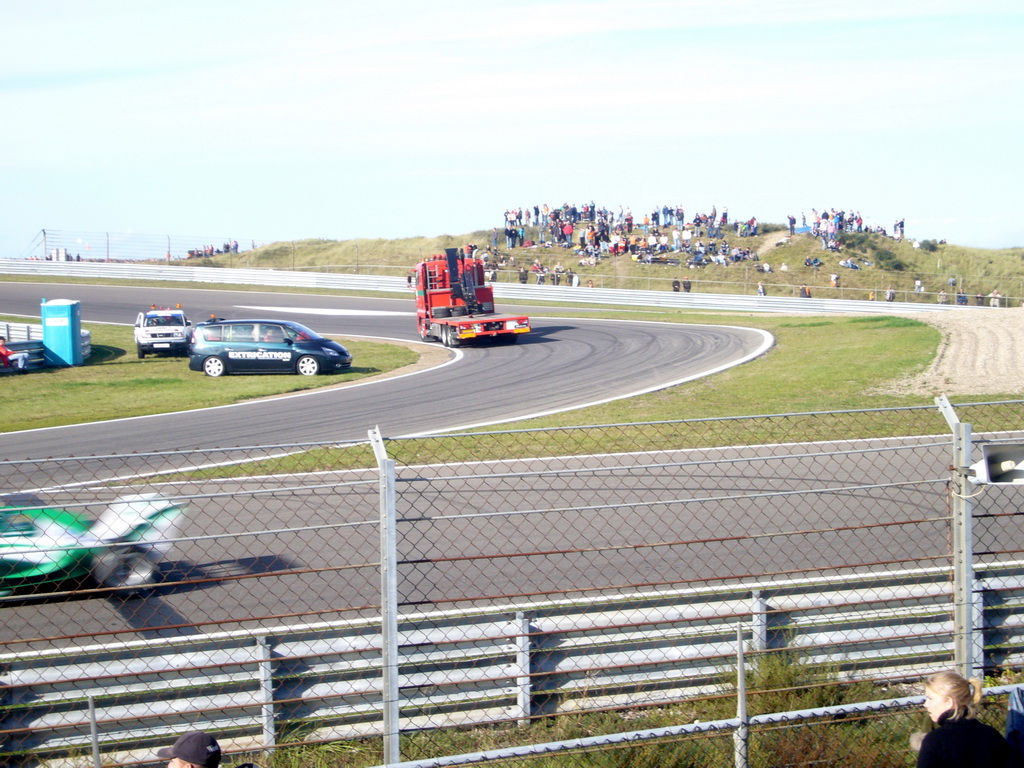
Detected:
left=2, top=402, right=1024, bottom=767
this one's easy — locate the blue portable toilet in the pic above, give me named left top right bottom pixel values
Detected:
left=41, top=298, right=84, bottom=366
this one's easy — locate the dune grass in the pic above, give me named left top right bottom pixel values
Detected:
left=190, top=225, right=1024, bottom=303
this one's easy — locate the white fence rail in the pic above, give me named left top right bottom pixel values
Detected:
left=0, top=260, right=979, bottom=315
left=3, top=562, right=1020, bottom=758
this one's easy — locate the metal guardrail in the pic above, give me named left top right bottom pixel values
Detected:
left=0, top=322, right=90, bottom=371
left=0, top=323, right=45, bottom=343
left=4, top=562, right=1019, bottom=758
left=0, top=260, right=982, bottom=315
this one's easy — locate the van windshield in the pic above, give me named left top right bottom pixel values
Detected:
left=285, top=323, right=320, bottom=341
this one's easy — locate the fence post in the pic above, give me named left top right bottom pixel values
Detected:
left=937, top=397, right=976, bottom=677
left=972, top=588, right=985, bottom=679
left=370, top=427, right=400, bottom=765
left=256, top=636, right=276, bottom=753
left=515, top=611, right=532, bottom=726
left=734, top=624, right=749, bottom=768
left=88, top=695, right=101, bottom=768
left=951, top=420, right=975, bottom=677
left=750, top=591, right=767, bottom=652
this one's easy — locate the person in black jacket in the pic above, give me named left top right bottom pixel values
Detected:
left=915, top=671, right=1022, bottom=768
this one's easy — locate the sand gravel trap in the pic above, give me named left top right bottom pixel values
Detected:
left=875, top=308, right=1024, bottom=397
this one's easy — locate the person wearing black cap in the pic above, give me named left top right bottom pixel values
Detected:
left=157, top=731, right=222, bottom=768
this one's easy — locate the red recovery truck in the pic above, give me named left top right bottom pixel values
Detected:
left=414, top=248, right=531, bottom=347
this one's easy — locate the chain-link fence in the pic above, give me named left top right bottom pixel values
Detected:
left=2, top=401, right=1024, bottom=767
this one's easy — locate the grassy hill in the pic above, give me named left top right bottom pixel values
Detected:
left=181, top=225, right=1024, bottom=305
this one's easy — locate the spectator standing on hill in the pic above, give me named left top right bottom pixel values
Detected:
left=914, top=279, right=923, bottom=295
left=788, top=215, right=796, bottom=235
left=886, top=286, right=896, bottom=302
left=756, top=282, right=765, bottom=297
left=938, top=289, right=948, bottom=304
left=799, top=284, right=812, bottom=299
left=956, top=289, right=968, bottom=305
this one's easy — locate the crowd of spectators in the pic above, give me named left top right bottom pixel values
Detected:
left=498, top=203, right=768, bottom=269
left=805, top=208, right=906, bottom=251
left=187, top=241, right=241, bottom=259
left=488, top=203, right=1007, bottom=301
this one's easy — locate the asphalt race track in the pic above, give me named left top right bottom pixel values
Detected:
left=0, top=282, right=771, bottom=461
left=0, top=280, right=777, bottom=645
left=0, top=281, right=985, bottom=651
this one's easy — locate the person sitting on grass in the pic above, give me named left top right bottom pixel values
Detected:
left=0, top=336, right=29, bottom=374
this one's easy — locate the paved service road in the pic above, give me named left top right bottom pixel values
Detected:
left=0, top=283, right=771, bottom=461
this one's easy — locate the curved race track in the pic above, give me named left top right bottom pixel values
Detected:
left=0, top=283, right=772, bottom=462
left=0, top=282, right=772, bottom=643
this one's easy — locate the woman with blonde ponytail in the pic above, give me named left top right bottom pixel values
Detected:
left=915, top=671, right=1021, bottom=767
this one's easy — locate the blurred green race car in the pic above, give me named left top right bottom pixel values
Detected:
left=0, top=493, right=186, bottom=596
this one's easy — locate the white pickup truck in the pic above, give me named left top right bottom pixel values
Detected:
left=134, top=306, right=191, bottom=358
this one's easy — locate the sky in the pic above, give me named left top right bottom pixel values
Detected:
left=2, top=0, right=1022, bottom=260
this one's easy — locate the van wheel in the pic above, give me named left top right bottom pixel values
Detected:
left=137, top=345, right=146, bottom=359
left=296, top=355, right=320, bottom=376
left=203, top=357, right=226, bottom=377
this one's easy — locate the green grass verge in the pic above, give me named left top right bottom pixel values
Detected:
left=7, top=301, right=1017, bottom=449
left=132, top=305, right=1017, bottom=481
left=0, top=319, right=416, bottom=433
left=504, top=312, right=947, bottom=427
left=8, top=275, right=1024, bottom=470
